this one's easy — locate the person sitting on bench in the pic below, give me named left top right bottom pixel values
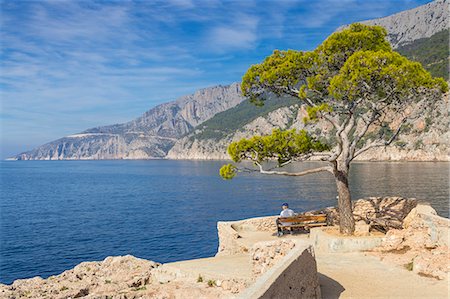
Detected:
left=276, top=203, right=296, bottom=235
left=280, top=202, right=295, bottom=217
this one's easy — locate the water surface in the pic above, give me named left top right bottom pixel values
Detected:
left=0, top=160, right=448, bottom=284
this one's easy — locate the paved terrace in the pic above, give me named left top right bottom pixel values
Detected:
left=162, top=227, right=449, bottom=299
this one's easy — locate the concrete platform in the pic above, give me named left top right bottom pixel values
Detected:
left=167, top=254, right=253, bottom=280
left=156, top=222, right=449, bottom=299
left=154, top=254, right=253, bottom=285
left=317, top=252, right=449, bottom=299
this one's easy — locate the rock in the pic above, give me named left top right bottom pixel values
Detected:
left=403, top=204, right=438, bottom=228
left=371, top=204, right=450, bottom=280
left=361, top=0, right=448, bottom=48
left=0, top=255, right=235, bottom=298
left=320, top=197, right=418, bottom=229
left=12, top=83, right=244, bottom=160
left=355, top=220, right=370, bottom=236
left=250, top=240, right=296, bottom=277
left=167, top=93, right=449, bottom=161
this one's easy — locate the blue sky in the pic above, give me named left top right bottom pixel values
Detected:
left=0, top=0, right=430, bottom=158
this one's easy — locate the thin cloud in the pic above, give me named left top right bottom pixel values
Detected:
left=208, top=15, right=259, bottom=51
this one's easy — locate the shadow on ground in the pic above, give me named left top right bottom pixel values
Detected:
left=319, top=273, right=345, bottom=299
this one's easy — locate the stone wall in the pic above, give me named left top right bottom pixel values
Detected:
left=216, top=221, right=249, bottom=256
left=216, top=216, right=278, bottom=256
left=238, top=245, right=321, bottom=299
left=250, top=240, right=296, bottom=278
left=231, top=216, right=278, bottom=232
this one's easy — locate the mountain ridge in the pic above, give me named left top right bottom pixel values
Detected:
left=339, top=0, right=448, bottom=48
left=11, top=83, right=243, bottom=160
left=10, top=0, right=448, bottom=161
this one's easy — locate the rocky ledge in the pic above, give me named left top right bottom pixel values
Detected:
left=1, top=197, right=448, bottom=299
left=0, top=255, right=233, bottom=299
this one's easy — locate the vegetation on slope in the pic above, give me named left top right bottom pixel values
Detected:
left=191, top=95, right=299, bottom=140
left=191, top=30, right=449, bottom=142
left=396, top=29, right=449, bottom=80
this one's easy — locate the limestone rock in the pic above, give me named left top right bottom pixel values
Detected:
left=250, top=240, right=296, bottom=278
left=338, top=0, right=449, bottom=48
left=0, top=255, right=236, bottom=299
left=322, top=197, right=418, bottom=229
left=371, top=205, right=450, bottom=280
left=11, top=83, right=244, bottom=160
left=167, top=94, right=449, bottom=161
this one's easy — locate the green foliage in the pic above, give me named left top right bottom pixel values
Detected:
left=397, top=29, right=449, bottom=80
left=414, top=139, right=424, bottom=150
left=242, top=50, right=316, bottom=102
left=224, top=22, right=447, bottom=181
left=304, top=103, right=332, bottom=123
left=329, top=50, right=447, bottom=101
left=378, top=123, right=394, bottom=141
left=242, top=23, right=447, bottom=107
left=192, top=96, right=299, bottom=140
left=404, top=261, right=414, bottom=271
left=227, top=129, right=329, bottom=165
left=394, top=141, right=407, bottom=149
left=424, top=117, right=433, bottom=132
left=219, top=164, right=237, bottom=180
left=197, top=275, right=203, bottom=283
left=316, top=23, right=391, bottom=71
left=401, top=123, right=413, bottom=135
left=207, top=280, right=216, bottom=287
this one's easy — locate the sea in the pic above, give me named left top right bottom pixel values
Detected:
left=0, top=160, right=448, bottom=284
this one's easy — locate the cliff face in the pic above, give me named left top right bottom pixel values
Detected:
left=11, top=1, right=448, bottom=162
left=167, top=1, right=450, bottom=162
left=340, top=0, right=449, bottom=48
left=167, top=95, right=449, bottom=161
left=12, top=83, right=244, bottom=160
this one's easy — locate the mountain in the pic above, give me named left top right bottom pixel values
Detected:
left=396, top=29, right=449, bottom=80
left=167, top=94, right=449, bottom=161
left=352, top=0, right=448, bottom=49
left=11, top=0, right=449, bottom=161
left=12, top=83, right=243, bottom=160
left=167, top=0, right=450, bottom=161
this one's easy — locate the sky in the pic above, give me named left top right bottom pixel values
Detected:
left=0, top=0, right=431, bottom=158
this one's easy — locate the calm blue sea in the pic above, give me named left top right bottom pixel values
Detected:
left=0, top=160, right=448, bottom=284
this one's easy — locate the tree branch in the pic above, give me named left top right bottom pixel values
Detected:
left=353, top=117, right=408, bottom=159
left=256, top=164, right=333, bottom=176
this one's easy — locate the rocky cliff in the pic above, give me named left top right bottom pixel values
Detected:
left=167, top=94, right=449, bottom=161
left=341, top=0, right=449, bottom=48
left=11, top=1, right=448, bottom=161
left=167, top=1, right=450, bottom=162
left=12, top=83, right=244, bottom=160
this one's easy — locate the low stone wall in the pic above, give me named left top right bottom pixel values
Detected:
left=238, top=245, right=321, bottom=299
left=310, top=227, right=384, bottom=253
left=217, top=216, right=277, bottom=256
left=250, top=240, right=296, bottom=278
left=231, top=216, right=278, bottom=232
left=217, top=221, right=249, bottom=256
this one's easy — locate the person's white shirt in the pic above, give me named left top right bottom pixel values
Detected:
left=280, top=208, right=295, bottom=217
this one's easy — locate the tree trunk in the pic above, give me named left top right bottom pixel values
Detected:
left=334, top=168, right=355, bottom=235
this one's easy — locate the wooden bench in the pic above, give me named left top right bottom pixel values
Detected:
left=276, top=214, right=328, bottom=236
